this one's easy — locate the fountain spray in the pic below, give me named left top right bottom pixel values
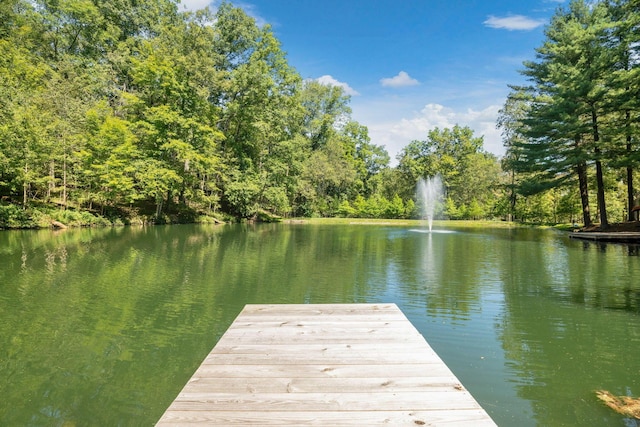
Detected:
left=417, top=175, right=443, bottom=232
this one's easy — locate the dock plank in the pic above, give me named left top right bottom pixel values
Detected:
left=159, top=410, right=494, bottom=426
left=157, top=304, right=496, bottom=426
left=191, top=363, right=454, bottom=379
left=179, top=376, right=464, bottom=393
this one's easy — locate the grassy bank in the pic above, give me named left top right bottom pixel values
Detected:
left=2, top=203, right=571, bottom=231
left=0, top=203, right=226, bottom=230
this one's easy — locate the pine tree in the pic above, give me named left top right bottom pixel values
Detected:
left=517, top=0, right=612, bottom=227
left=603, top=0, right=640, bottom=219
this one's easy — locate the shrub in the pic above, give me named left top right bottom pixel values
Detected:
left=0, top=204, right=32, bottom=228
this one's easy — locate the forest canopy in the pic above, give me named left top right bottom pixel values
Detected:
left=0, top=0, right=638, bottom=228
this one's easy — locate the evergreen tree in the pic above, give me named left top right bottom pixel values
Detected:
left=517, top=0, right=612, bottom=227
left=603, top=0, right=640, bottom=219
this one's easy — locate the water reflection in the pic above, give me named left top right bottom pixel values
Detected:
left=421, top=233, right=439, bottom=289
left=408, top=228, right=457, bottom=234
left=579, top=239, right=640, bottom=257
left=0, top=225, right=639, bottom=426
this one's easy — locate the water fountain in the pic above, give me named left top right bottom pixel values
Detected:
left=417, top=175, right=443, bottom=232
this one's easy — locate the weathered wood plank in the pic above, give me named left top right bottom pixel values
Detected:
left=156, top=304, right=496, bottom=426
left=225, top=320, right=413, bottom=329
left=159, top=409, right=495, bottom=426
left=169, top=390, right=482, bottom=411
left=190, top=363, right=455, bottom=378
left=202, top=353, right=438, bottom=365
left=215, top=334, right=424, bottom=344
left=181, top=376, right=464, bottom=393
left=235, top=313, right=409, bottom=322
left=239, top=303, right=400, bottom=315
left=216, top=323, right=425, bottom=343
left=211, top=342, right=430, bottom=354
left=201, top=341, right=439, bottom=364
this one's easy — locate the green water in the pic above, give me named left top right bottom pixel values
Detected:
left=1, top=224, right=639, bottom=426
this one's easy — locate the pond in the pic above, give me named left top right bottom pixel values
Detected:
left=1, top=223, right=639, bottom=426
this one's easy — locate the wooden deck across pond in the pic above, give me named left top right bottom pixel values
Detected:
left=156, top=303, right=497, bottom=426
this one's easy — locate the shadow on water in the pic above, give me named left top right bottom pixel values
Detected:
left=577, top=239, right=640, bottom=256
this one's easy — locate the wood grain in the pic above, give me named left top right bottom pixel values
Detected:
left=156, top=304, right=496, bottom=426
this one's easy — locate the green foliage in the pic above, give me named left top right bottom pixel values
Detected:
left=336, top=200, right=356, bottom=217
left=502, top=0, right=640, bottom=227
left=261, top=186, right=290, bottom=216
left=10, top=0, right=638, bottom=228
left=386, top=195, right=405, bottom=218
left=332, top=194, right=409, bottom=219
left=444, top=197, right=461, bottom=220
left=300, top=80, right=351, bottom=149
left=0, top=0, right=512, bottom=226
left=396, top=125, right=500, bottom=220
left=466, top=199, right=485, bottom=220
left=48, top=209, right=113, bottom=227
left=224, top=172, right=261, bottom=218
left=0, top=204, right=32, bottom=228
left=405, top=199, right=416, bottom=219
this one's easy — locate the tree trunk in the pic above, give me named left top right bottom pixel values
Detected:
left=509, top=169, right=516, bottom=222
left=577, top=162, right=591, bottom=226
left=23, top=162, right=28, bottom=208
left=62, top=149, right=67, bottom=209
left=628, top=164, right=634, bottom=221
left=48, top=160, right=55, bottom=200
left=592, top=109, right=608, bottom=228
left=166, top=189, right=172, bottom=213
left=156, top=197, right=163, bottom=219
left=626, top=111, right=634, bottom=221
left=595, top=156, right=608, bottom=228
left=574, top=135, right=592, bottom=227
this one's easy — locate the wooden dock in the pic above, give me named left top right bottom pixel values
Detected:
left=156, top=304, right=496, bottom=426
left=570, top=231, right=640, bottom=243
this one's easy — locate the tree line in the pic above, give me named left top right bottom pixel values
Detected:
left=0, top=0, right=506, bottom=227
left=498, top=0, right=639, bottom=228
left=2, top=0, right=636, bottom=228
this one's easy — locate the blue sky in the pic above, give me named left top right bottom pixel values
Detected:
left=182, top=0, right=566, bottom=163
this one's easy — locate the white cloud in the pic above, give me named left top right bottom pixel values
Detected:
left=316, top=75, right=360, bottom=96
left=380, top=71, right=420, bottom=88
left=484, top=15, right=545, bottom=31
left=180, top=0, right=213, bottom=12
left=365, top=103, right=503, bottom=166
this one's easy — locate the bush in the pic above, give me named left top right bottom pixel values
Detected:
left=336, top=200, right=356, bottom=217
left=48, top=209, right=111, bottom=227
left=0, top=204, right=33, bottom=228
